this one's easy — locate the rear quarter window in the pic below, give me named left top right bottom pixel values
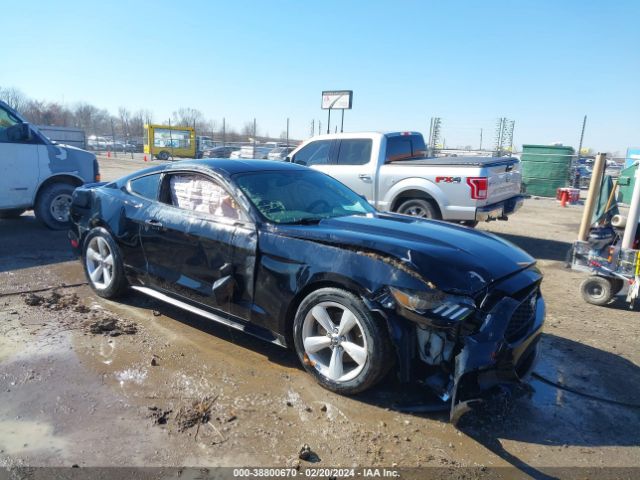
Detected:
left=385, top=135, right=427, bottom=162
left=128, top=173, right=161, bottom=200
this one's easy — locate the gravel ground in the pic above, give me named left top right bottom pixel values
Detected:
left=0, top=156, right=638, bottom=477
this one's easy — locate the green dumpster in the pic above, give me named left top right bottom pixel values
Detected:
left=521, top=144, right=575, bottom=197
left=617, top=163, right=637, bottom=205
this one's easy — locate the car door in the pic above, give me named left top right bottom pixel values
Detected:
left=140, top=171, right=257, bottom=320
left=0, top=105, right=42, bottom=209
left=326, top=138, right=375, bottom=200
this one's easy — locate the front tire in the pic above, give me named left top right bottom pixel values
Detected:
left=293, top=287, right=392, bottom=395
left=82, top=227, right=128, bottom=299
left=580, top=276, right=614, bottom=306
left=34, top=183, right=75, bottom=230
left=396, top=198, right=441, bottom=219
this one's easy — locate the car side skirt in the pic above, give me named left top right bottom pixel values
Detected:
left=130, top=286, right=287, bottom=348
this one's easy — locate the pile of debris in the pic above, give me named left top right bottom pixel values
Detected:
left=88, top=316, right=137, bottom=336
left=24, top=291, right=89, bottom=312
left=23, top=290, right=137, bottom=337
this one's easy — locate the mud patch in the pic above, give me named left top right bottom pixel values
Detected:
left=88, top=317, right=137, bottom=336
left=148, top=407, right=173, bottom=425
left=23, top=291, right=87, bottom=312
left=176, top=396, right=216, bottom=433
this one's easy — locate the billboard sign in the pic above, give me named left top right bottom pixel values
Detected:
left=321, top=90, right=353, bottom=110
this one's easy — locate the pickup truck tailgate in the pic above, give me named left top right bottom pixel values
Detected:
left=483, top=160, right=522, bottom=206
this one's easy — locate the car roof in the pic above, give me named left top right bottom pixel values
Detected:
left=165, top=158, right=307, bottom=176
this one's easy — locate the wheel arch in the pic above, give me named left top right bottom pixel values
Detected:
left=390, top=188, right=443, bottom=218
left=385, top=179, right=446, bottom=214
left=34, top=174, right=84, bottom=207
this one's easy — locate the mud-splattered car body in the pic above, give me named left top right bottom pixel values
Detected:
left=69, top=159, right=544, bottom=422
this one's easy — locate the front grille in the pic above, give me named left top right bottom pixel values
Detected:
left=505, top=290, right=537, bottom=342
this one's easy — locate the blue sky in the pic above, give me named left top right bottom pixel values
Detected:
left=1, top=0, right=638, bottom=152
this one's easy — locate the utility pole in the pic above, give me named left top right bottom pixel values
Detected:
left=222, top=117, right=226, bottom=147
left=252, top=118, right=257, bottom=159
left=110, top=119, right=117, bottom=158
left=340, top=109, right=345, bottom=133
left=572, top=115, right=587, bottom=188
left=479, top=128, right=483, bottom=151
left=318, top=121, right=322, bottom=135
left=286, top=118, right=289, bottom=147
left=310, top=119, right=315, bottom=137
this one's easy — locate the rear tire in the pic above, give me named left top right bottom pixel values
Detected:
left=157, top=151, right=170, bottom=161
left=0, top=209, right=26, bottom=219
left=396, top=198, right=441, bottom=219
left=82, top=227, right=129, bottom=299
left=580, top=276, right=614, bottom=306
left=293, top=287, right=392, bottom=395
left=34, top=183, right=75, bottom=230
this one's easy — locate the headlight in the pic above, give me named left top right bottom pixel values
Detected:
left=389, top=286, right=475, bottom=322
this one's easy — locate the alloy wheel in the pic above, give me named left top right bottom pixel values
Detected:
left=301, top=301, right=368, bottom=383
left=85, top=237, right=115, bottom=290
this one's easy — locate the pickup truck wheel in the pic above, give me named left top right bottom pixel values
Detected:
left=396, top=199, right=441, bottom=219
left=0, top=209, right=26, bottom=219
left=83, top=227, right=129, bottom=299
left=293, top=288, right=392, bottom=395
left=34, top=183, right=75, bottom=230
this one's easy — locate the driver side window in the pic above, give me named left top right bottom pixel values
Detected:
left=0, top=106, right=21, bottom=143
left=292, top=140, right=332, bottom=166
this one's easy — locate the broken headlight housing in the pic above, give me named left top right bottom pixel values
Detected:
left=388, top=286, right=476, bottom=327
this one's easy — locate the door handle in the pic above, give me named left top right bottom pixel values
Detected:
left=145, top=219, right=163, bottom=228
left=358, top=174, right=372, bottom=181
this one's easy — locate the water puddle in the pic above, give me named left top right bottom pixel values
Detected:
left=0, top=420, right=68, bottom=456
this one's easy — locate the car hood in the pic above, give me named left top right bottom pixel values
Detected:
left=274, top=213, right=535, bottom=294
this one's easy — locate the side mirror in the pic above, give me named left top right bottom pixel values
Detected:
left=7, top=122, right=32, bottom=142
left=284, top=156, right=292, bottom=163
left=19, top=123, right=32, bottom=142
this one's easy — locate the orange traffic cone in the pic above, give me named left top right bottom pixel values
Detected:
left=107, top=151, right=111, bottom=158
left=143, top=155, right=148, bottom=162
left=560, top=190, right=568, bottom=208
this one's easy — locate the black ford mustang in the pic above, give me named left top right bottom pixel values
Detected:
left=69, top=159, right=544, bottom=423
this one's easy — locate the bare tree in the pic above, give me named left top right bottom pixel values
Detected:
left=0, top=86, right=29, bottom=112
left=242, top=121, right=257, bottom=139
left=172, top=107, right=204, bottom=128
left=118, top=107, right=131, bottom=136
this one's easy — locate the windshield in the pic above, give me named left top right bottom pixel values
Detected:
left=234, top=170, right=376, bottom=224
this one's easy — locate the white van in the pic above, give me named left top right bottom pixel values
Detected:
left=0, top=100, right=99, bottom=229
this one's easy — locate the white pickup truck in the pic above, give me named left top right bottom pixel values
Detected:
left=287, top=131, right=523, bottom=225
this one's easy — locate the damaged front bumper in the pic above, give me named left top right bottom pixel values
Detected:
left=449, top=293, right=545, bottom=424
left=375, top=282, right=545, bottom=423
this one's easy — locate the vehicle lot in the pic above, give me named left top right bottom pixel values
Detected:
left=1, top=155, right=639, bottom=474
